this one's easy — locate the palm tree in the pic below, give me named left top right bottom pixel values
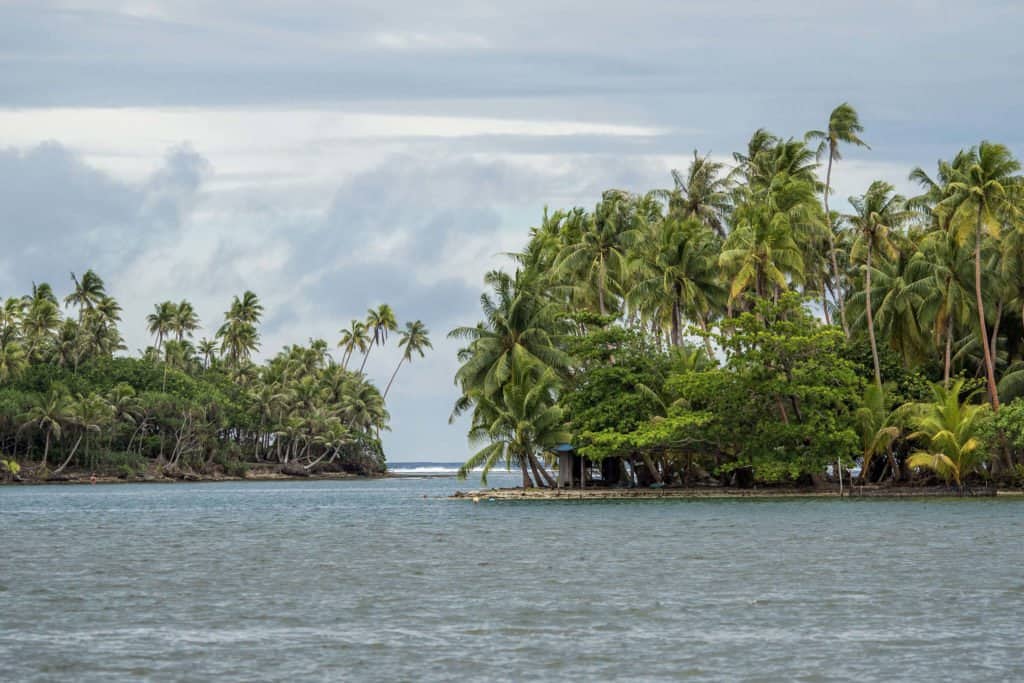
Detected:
left=806, top=103, right=870, bottom=337
left=21, top=297, right=60, bottom=361
left=665, top=151, right=732, bottom=238
left=0, top=336, right=27, bottom=383
left=64, top=270, right=107, bottom=322
left=458, top=364, right=569, bottom=488
left=171, top=300, right=200, bottom=341
left=147, top=301, right=177, bottom=350
left=449, top=270, right=571, bottom=414
left=53, top=393, right=111, bottom=474
left=629, top=217, right=724, bottom=351
left=555, top=190, right=640, bottom=316
left=19, top=387, right=71, bottom=469
left=903, top=379, right=990, bottom=488
left=855, top=384, right=901, bottom=482
left=938, top=142, right=1021, bottom=410
left=338, top=320, right=370, bottom=371
left=383, top=320, right=433, bottom=399
left=719, top=199, right=805, bottom=308
left=197, top=338, right=218, bottom=368
left=358, top=304, right=398, bottom=374
left=847, top=181, right=911, bottom=387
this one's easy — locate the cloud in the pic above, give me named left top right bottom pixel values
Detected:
left=0, top=142, right=208, bottom=292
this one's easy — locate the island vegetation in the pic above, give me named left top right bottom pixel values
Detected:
left=0, top=276, right=431, bottom=482
left=452, top=104, right=1024, bottom=492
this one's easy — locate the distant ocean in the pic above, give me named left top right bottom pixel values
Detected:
left=387, top=461, right=467, bottom=474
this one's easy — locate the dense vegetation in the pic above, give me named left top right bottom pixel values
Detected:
left=0, top=274, right=431, bottom=481
left=453, top=104, right=1024, bottom=490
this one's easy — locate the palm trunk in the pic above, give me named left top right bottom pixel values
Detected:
left=943, top=320, right=953, bottom=388
left=383, top=358, right=404, bottom=400
left=974, top=209, right=999, bottom=410
left=670, top=301, right=681, bottom=348
left=697, top=316, right=714, bottom=358
left=41, top=429, right=51, bottom=468
left=990, top=300, right=1002, bottom=371
left=53, top=434, right=84, bottom=474
left=519, top=457, right=532, bottom=489
left=598, top=257, right=607, bottom=316
left=824, top=152, right=850, bottom=338
left=358, top=345, right=373, bottom=375
left=528, top=452, right=557, bottom=488
left=865, top=248, right=882, bottom=388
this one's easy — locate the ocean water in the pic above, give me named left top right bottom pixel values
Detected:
left=2, top=474, right=1023, bottom=682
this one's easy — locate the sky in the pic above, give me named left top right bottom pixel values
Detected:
left=1, top=1, right=1022, bottom=461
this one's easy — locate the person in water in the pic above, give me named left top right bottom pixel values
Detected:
left=89, top=473, right=97, bottom=485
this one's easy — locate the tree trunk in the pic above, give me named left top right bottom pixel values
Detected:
left=598, top=257, right=607, bottom=316
left=519, top=457, right=533, bottom=489
left=670, top=300, right=681, bottom=348
left=824, top=152, right=850, bottom=338
left=990, top=300, right=1003, bottom=372
left=528, top=453, right=556, bottom=488
left=639, top=451, right=662, bottom=484
left=697, top=316, right=714, bottom=359
left=943, top=319, right=953, bottom=388
left=41, top=429, right=51, bottom=469
left=383, top=358, right=404, bottom=399
left=974, top=208, right=1000, bottom=410
left=865, top=247, right=882, bottom=388
left=53, top=434, right=84, bottom=474
left=358, top=345, right=373, bottom=375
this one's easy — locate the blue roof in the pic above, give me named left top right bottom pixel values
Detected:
left=553, top=443, right=574, bottom=453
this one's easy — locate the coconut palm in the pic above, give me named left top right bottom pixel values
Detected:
left=665, top=151, right=732, bottom=238
left=0, top=336, right=27, bottom=383
left=855, top=384, right=901, bottom=482
left=458, top=364, right=569, bottom=488
left=197, top=338, right=218, bottom=368
left=555, top=190, right=640, bottom=316
left=171, top=300, right=200, bottom=341
left=147, top=301, right=177, bottom=350
left=806, top=103, right=870, bottom=336
left=338, top=320, right=370, bottom=371
left=449, top=270, right=571, bottom=415
left=938, top=142, right=1022, bottom=410
left=383, top=320, right=432, bottom=399
left=19, top=387, right=71, bottom=469
left=847, top=181, right=912, bottom=387
left=358, top=304, right=399, bottom=374
left=64, top=270, right=107, bottom=322
left=903, top=379, right=990, bottom=488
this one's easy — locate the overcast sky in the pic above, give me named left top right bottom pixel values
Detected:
left=1, top=1, right=1021, bottom=461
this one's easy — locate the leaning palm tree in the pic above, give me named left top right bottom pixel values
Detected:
left=338, top=320, right=370, bottom=371
left=664, top=151, right=732, bottom=238
left=19, top=387, right=71, bottom=469
left=383, top=320, right=432, bottom=399
left=937, top=142, right=1021, bottom=410
left=903, top=379, right=990, bottom=488
left=847, top=181, right=912, bottom=387
left=358, top=304, right=398, bottom=374
left=806, top=103, right=870, bottom=336
left=458, top=364, right=569, bottom=488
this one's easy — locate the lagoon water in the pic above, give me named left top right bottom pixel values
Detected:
left=2, top=473, right=1023, bottom=682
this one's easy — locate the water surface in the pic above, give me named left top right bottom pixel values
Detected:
left=2, top=476, right=1022, bottom=681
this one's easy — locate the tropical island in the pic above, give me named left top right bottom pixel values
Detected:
left=0, top=279, right=432, bottom=483
left=451, top=104, right=1024, bottom=495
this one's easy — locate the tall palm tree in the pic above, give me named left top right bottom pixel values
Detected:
left=665, top=151, right=732, bottom=238
left=338, top=320, right=370, bottom=371
left=358, top=304, right=398, bottom=374
left=0, top=336, right=27, bottom=383
left=939, top=142, right=1021, bottom=410
left=847, top=181, right=911, bottom=387
left=64, top=270, right=107, bottom=322
left=555, top=190, right=640, bottom=316
left=383, top=320, right=433, bottom=399
left=629, top=217, right=724, bottom=351
left=719, top=199, right=805, bottom=308
left=171, top=300, right=200, bottom=341
left=147, top=301, right=177, bottom=350
left=806, top=103, right=870, bottom=337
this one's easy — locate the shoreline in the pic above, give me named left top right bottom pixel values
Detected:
left=453, top=485, right=1023, bottom=500
left=0, top=469, right=459, bottom=486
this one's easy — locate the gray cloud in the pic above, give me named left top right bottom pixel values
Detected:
left=0, top=142, right=208, bottom=293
